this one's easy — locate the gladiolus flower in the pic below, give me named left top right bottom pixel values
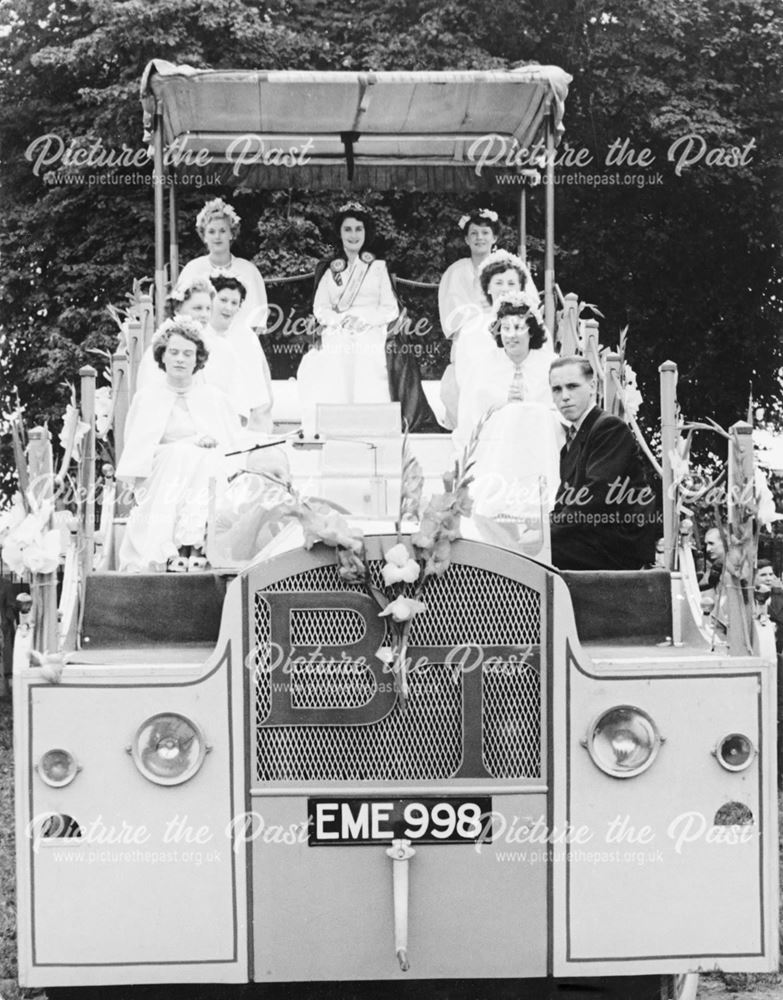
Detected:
left=382, top=543, right=420, bottom=586
left=379, top=596, right=426, bottom=623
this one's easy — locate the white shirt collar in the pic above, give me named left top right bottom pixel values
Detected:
left=568, top=402, right=596, bottom=433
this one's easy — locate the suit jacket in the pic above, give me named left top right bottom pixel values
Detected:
left=552, top=406, right=656, bottom=567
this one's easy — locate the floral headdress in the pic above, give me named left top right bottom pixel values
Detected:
left=477, top=247, right=528, bottom=276
left=195, top=198, right=241, bottom=238
left=458, top=208, right=499, bottom=230
left=491, top=290, right=534, bottom=317
left=166, top=278, right=213, bottom=316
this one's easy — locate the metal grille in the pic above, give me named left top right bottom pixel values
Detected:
left=254, top=597, right=272, bottom=723
left=289, top=608, right=366, bottom=647
left=252, top=559, right=542, bottom=781
left=255, top=667, right=462, bottom=781
left=482, top=660, right=542, bottom=778
left=258, top=561, right=540, bottom=647
left=405, top=562, right=540, bottom=647
left=288, top=659, right=377, bottom=709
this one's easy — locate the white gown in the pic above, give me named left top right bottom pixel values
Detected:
left=455, top=346, right=562, bottom=521
left=296, top=257, right=399, bottom=433
left=136, top=328, right=251, bottom=420
left=175, top=255, right=273, bottom=414
left=438, top=258, right=488, bottom=340
left=441, top=258, right=545, bottom=429
left=117, top=382, right=241, bottom=572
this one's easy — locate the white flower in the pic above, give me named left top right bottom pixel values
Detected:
left=755, top=468, right=782, bottom=530
left=668, top=447, right=689, bottom=484
left=623, top=384, right=643, bottom=420
left=22, top=530, right=62, bottom=574
left=0, top=496, right=26, bottom=544
left=382, top=543, right=420, bottom=586
left=1, top=535, right=26, bottom=575
left=375, top=646, right=395, bottom=669
left=379, top=596, right=427, bottom=623
left=59, top=403, right=90, bottom=462
left=94, top=386, right=113, bottom=439
left=458, top=214, right=471, bottom=229
left=621, top=362, right=643, bottom=419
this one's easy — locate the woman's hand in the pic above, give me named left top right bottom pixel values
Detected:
left=196, top=435, right=218, bottom=449
left=341, top=315, right=369, bottom=333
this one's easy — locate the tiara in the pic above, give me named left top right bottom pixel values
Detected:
left=195, top=197, right=241, bottom=234
left=492, top=291, right=534, bottom=313
left=477, top=248, right=529, bottom=274
left=458, top=208, right=499, bottom=229
left=337, top=200, right=367, bottom=214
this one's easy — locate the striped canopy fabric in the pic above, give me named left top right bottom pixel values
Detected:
left=141, top=60, right=572, bottom=191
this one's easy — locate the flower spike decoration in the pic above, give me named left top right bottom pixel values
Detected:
left=195, top=197, right=241, bottom=237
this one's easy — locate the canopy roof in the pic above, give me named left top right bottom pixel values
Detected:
left=140, top=60, right=572, bottom=191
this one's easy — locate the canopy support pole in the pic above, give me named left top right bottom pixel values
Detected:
left=544, top=112, right=556, bottom=335
left=659, top=360, right=678, bottom=571
left=168, top=182, right=179, bottom=284
left=517, top=188, right=527, bottom=263
left=153, top=101, right=166, bottom=325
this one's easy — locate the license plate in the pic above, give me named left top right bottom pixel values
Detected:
left=308, top=797, right=493, bottom=845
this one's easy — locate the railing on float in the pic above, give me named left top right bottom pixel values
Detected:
left=11, top=277, right=756, bottom=660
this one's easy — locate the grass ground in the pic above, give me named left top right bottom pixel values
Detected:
left=0, top=693, right=781, bottom=1000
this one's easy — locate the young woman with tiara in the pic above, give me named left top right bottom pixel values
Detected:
left=297, top=201, right=436, bottom=433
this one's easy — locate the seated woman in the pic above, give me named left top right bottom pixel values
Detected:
left=117, top=317, right=241, bottom=573
left=137, top=279, right=250, bottom=423
left=176, top=198, right=272, bottom=429
left=454, top=248, right=544, bottom=388
left=207, top=276, right=273, bottom=429
left=297, top=201, right=437, bottom=433
left=456, top=294, right=561, bottom=526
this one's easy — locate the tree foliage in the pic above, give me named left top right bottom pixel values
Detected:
left=1, top=0, right=782, bottom=493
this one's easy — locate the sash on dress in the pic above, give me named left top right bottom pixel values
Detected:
left=332, top=257, right=371, bottom=314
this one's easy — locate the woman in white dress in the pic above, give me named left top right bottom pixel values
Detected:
left=137, top=279, right=250, bottom=423
left=437, top=208, right=500, bottom=428
left=453, top=248, right=544, bottom=389
left=117, top=317, right=241, bottom=573
left=296, top=202, right=399, bottom=433
left=176, top=198, right=272, bottom=428
left=438, top=208, right=500, bottom=341
left=456, top=294, right=561, bottom=525
left=207, top=276, right=273, bottom=428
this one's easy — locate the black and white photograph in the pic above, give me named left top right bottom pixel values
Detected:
left=1, top=3, right=781, bottom=999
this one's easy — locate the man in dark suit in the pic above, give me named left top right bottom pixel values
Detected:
left=548, top=356, right=656, bottom=571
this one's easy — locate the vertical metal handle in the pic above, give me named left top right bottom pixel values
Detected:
left=386, top=838, right=415, bottom=972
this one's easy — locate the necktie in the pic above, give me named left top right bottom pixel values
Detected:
left=566, top=424, right=577, bottom=449
left=508, top=365, right=525, bottom=402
